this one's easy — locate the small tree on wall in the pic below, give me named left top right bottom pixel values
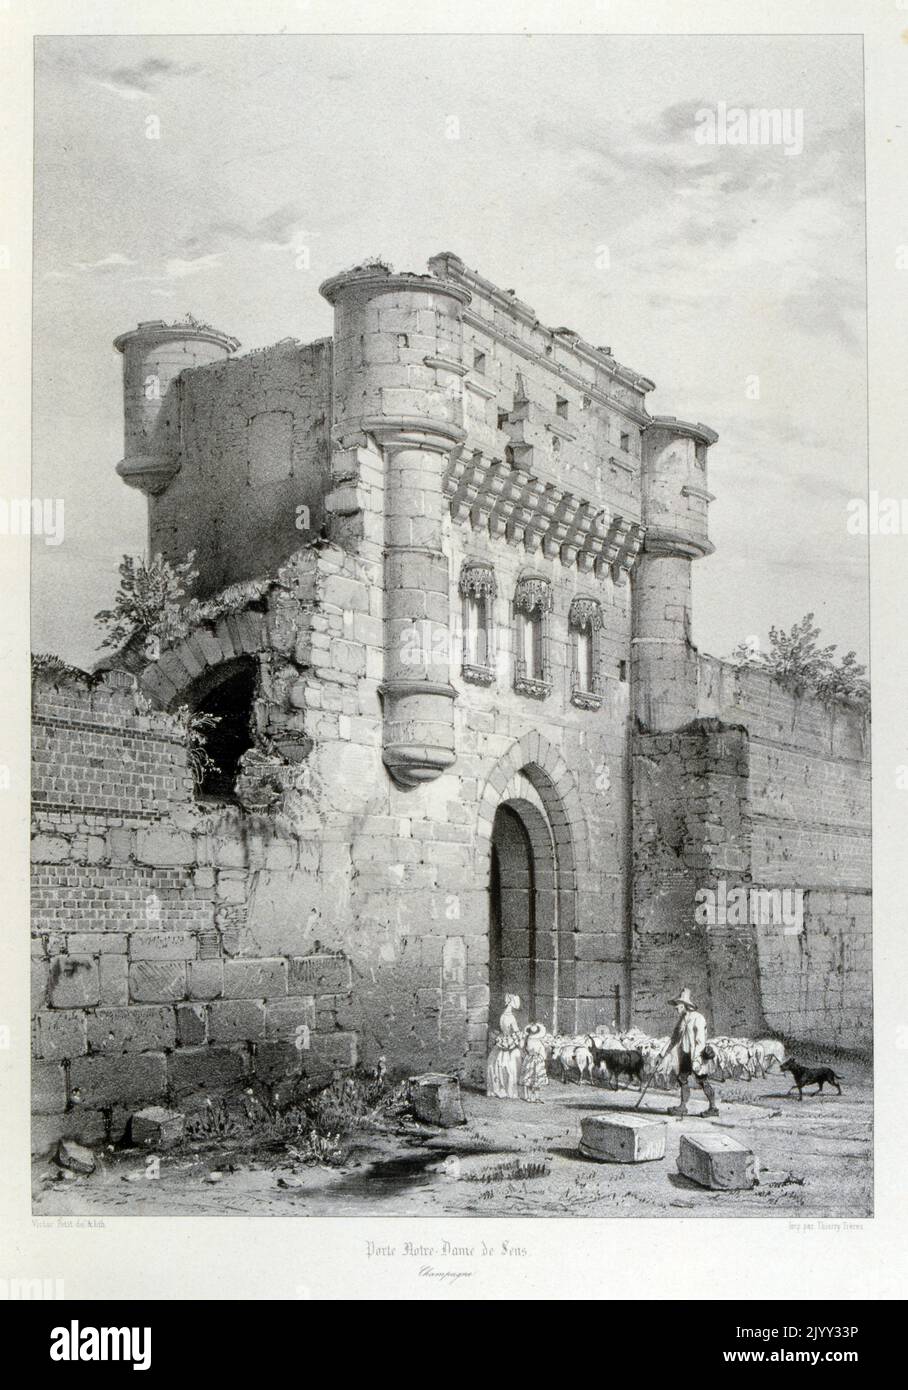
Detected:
left=95, top=551, right=198, bottom=652
left=729, top=613, right=869, bottom=709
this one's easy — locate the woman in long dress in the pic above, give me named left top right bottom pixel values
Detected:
left=486, top=994, right=522, bottom=1098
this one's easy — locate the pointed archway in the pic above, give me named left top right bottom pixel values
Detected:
left=480, top=738, right=581, bottom=1039
left=488, top=799, right=558, bottom=1031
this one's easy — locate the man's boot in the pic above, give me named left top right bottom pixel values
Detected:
left=701, top=1079, right=719, bottom=1117
left=669, top=1081, right=690, bottom=1116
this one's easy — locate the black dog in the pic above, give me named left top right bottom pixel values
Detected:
left=780, top=1058, right=843, bottom=1100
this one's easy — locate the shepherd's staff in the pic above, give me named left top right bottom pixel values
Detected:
left=634, top=1047, right=671, bottom=1110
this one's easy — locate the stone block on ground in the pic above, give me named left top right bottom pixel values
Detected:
left=56, top=1138, right=96, bottom=1174
left=579, top=1113, right=667, bottom=1163
left=130, top=1106, right=185, bottom=1149
left=407, top=1073, right=466, bottom=1127
left=677, top=1131, right=759, bottom=1190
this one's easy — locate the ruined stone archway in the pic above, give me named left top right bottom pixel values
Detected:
left=109, top=601, right=270, bottom=713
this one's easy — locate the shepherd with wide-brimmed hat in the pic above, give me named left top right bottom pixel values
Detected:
left=666, top=986, right=719, bottom=1117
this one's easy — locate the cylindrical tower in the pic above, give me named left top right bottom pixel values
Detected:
left=633, top=415, right=718, bottom=731
left=319, top=265, right=470, bottom=787
left=113, top=319, right=238, bottom=499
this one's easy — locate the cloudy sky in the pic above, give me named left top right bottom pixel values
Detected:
left=32, top=33, right=868, bottom=669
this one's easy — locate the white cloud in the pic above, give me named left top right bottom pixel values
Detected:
left=129, top=253, right=225, bottom=286
left=162, top=253, right=224, bottom=280
left=73, top=252, right=137, bottom=273
left=95, top=80, right=147, bottom=102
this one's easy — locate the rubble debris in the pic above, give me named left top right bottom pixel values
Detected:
left=757, top=1168, right=805, bottom=1188
left=56, top=1139, right=96, bottom=1175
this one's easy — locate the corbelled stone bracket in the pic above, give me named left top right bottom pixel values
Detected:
left=443, top=450, right=645, bottom=579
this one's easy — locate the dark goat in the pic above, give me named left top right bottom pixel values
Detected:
left=594, top=1046, right=645, bottom=1090
left=780, top=1058, right=843, bottom=1100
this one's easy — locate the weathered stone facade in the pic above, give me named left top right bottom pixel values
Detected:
left=30, top=253, right=871, bottom=1150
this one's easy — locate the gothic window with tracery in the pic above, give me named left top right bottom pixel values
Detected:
left=459, top=561, right=497, bottom=685
left=569, top=596, right=604, bottom=710
left=513, top=574, right=553, bottom=698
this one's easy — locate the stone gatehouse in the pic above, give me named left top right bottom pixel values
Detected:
left=30, top=253, right=871, bottom=1150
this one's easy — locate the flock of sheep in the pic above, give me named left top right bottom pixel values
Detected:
left=547, top=1028, right=788, bottom=1091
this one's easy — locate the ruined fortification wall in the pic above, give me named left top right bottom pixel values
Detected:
left=631, top=720, right=761, bottom=1038
left=630, top=658, right=871, bottom=1053
left=30, top=610, right=354, bottom=1156
left=698, top=657, right=871, bottom=1051
left=151, top=339, right=332, bottom=597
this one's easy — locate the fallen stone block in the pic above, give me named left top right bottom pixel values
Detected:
left=677, top=1131, right=759, bottom=1190
left=579, top=1113, right=667, bottom=1163
left=130, top=1106, right=185, bottom=1149
left=408, top=1073, right=466, bottom=1127
left=56, top=1138, right=96, bottom=1175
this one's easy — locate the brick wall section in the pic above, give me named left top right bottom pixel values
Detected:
left=30, top=655, right=357, bottom=1155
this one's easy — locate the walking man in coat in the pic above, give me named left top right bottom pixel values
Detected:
left=667, top=987, right=719, bottom=1117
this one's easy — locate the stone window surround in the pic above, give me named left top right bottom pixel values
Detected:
left=568, top=595, right=604, bottom=711
left=513, top=573, right=553, bottom=699
left=458, top=560, right=497, bottom=685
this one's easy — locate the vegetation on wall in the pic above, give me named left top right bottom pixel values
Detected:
left=31, top=653, right=97, bottom=685
left=171, top=704, right=223, bottom=791
left=729, top=613, right=869, bottom=709
left=94, top=551, right=199, bottom=652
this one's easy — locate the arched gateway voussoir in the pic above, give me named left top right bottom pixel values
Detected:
left=128, top=608, right=269, bottom=711
left=475, top=731, right=588, bottom=876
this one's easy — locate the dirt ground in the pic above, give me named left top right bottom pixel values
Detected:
left=33, top=1062, right=872, bottom=1219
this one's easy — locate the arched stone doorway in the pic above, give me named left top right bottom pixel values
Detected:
left=488, top=791, right=561, bottom=1036
left=477, top=735, right=586, bottom=1062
